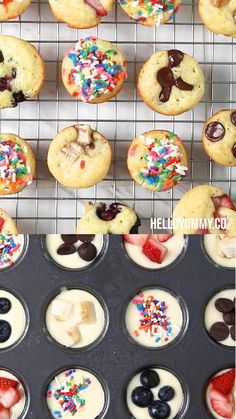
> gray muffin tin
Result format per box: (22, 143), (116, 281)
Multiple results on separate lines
(0, 235), (234, 419)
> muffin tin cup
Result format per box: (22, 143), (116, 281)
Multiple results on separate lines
(41, 234), (109, 272)
(0, 234), (29, 273)
(124, 365), (190, 419)
(0, 286), (29, 353)
(42, 284), (109, 353)
(0, 235), (233, 418)
(200, 236), (235, 271)
(0, 366), (30, 419)
(121, 235), (189, 273)
(123, 285), (189, 352)
(42, 365), (110, 419)
(202, 284), (235, 351)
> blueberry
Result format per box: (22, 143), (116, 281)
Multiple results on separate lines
(131, 386), (154, 408)
(140, 370), (160, 389)
(148, 400), (171, 418)
(0, 298), (11, 314)
(158, 386), (175, 402)
(78, 242), (97, 261)
(0, 320), (11, 343)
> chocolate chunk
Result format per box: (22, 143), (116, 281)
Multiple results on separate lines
(223, 311), (235, 325)
(205, 122), (225, 141)
(174, 77), (194, 91)
(168, 49), (184, 68)
(61, 235), (79, 244)
(232, 143), (236, 159)
(215, 298), (234, 313)
(230, 325), (235, 340)
(0, 50), (4, 63)
(159, 87), (172, 103)
(230, 111), (236, 126)
(0, 76), (12, 92)
(13, 90), (26, 106)
(77, 235), (95, 243)
(12, 68), (17, 79)
(210, 322), (229, 341)
(78, 242), (97, 261)
(97, 202), (121, 221)
(157, 67), (175, 87)
(57, 243), (76, 255)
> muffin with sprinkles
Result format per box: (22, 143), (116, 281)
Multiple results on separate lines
(62, 37), (127, 104)
(0, 134), (35, 195)
(127, 130), (188, 192)
(119, 0), (181, 27)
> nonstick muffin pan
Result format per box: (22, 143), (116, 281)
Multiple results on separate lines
(0, 235), (234, 418)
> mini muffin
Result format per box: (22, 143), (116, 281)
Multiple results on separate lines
(202, 109), (236, 166)
(77, 202), (140, 234)
(0, 0), (31, 21)
(119, 0), (181, 27)
(0, 208), (18, 233)
(173, 185), (236, 234)
(62, 37), (127, 104)
(0, 134), (35, 195)
(199, 0), (236, 38)
(47, 124), (112, 189)
(127, 130), (188, 192)
(138, 49), (205, 116)
(0, 35), (45, 109)
(49, 0), (114, 29)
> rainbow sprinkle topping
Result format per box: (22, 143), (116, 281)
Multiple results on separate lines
(0, 140), (32, 193)
(0, 234), (21, 268)
(119, 0), (178, 25)
(47, 370), (91, 418)
(66, 37), (127, 102)
(135, 132), (188, 191)
(133, 293), (173, 344)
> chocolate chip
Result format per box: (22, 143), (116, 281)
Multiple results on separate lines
(232, 143), (236, 159)
(77, 235), (95, 243)
(223, 311), (235, 326)
(205, 122), (225, 142)
(210, 322), (229, 341)
(13, 90), (26, 106)
(157, 67), (175, 88)
(0, 50), (4, 63)
(215, 298), (234, 313)
(230, 325), (235, 341)
(78, 242), (97, 261)
(174, 77), (194, 91)
(61, 235), (79, 244)
(230, 111), (236, 126)
(0, 76), (12, 92)
(57, 243), (76, 255)
(12, 68), (17, 79)
(159, 87), (172, 103)
(168, 50), (184, 68)
(97, 202), (121, 221)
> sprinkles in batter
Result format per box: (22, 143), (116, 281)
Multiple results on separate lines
(66, 37), (127, 102)
(119, 0), (178, 25)
(138, 132), (188, 191)
(47, 370), (91, 418)
(132, 293), (173, 344)
(0, 234), (21, 267)
(0, 140), (32, 192)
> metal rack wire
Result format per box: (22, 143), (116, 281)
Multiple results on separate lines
(0, 0), (235, 233)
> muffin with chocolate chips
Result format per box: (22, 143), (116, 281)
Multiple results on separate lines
(0, 36), (45, 109)
(199, 0), (236, 38)
(138, 49), (205, 116)
(47, 124), (112, 188)
(202, 109), (236, 166)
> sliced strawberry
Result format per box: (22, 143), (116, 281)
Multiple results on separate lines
(0, 218), (4, 232)
(209, 388), (230, 404)
(123, 234), (149, 247)
(0, 387), (20, 408)
(84, 0), (107, 16)
(211, 398), (233, 418)
(0, 405), (10, 419)
(197, 228), (209, 234)
(142, 238), (167, 264)
(0, 377), (18, 391)
(211, 369), (235, 395)
(212, 195), (235, 211)
(156, 234), (173, 242)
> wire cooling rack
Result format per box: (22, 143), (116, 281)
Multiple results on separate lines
(0, 0), (235, 233)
